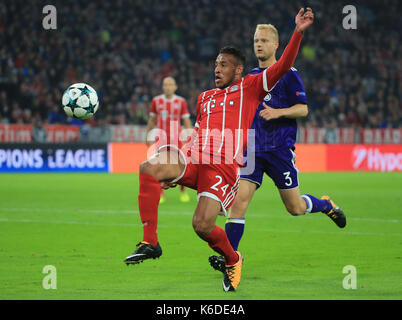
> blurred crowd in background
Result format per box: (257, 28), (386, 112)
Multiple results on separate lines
(0, 0), (400, 129)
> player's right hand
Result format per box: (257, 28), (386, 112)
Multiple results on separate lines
(259, 102), (283, 121)
(295, 7), (314, 33)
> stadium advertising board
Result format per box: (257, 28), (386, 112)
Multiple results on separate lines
(1, 142), (400, 173)
(107, 143), (402, 173)
(111, 125), (148, 142)
(359, 129), (402, 144)
(1, 125), (401, 145)
(0, 124), (33, 142)
(0, 124), (80, 143)
(0, 143), (108, 172)
(44, 125), (80, 142)
(297, 128), (401, 144)
(326, 144), (402, 172)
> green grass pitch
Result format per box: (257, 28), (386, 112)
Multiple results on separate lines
(0, 172), (401, 300)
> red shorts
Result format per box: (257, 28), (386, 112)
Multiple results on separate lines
(174, 161), (240, 216)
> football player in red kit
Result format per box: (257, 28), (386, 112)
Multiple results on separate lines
(146, 76), (192, 203)
(124, 8), (314, 292)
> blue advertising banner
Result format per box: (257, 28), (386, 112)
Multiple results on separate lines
(0, 143), (109, 172)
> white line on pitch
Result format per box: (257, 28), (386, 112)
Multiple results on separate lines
(0, 217), (401, 238)
(0, 207), (400, 224)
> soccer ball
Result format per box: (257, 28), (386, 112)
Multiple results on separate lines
(62, 83), (99, 120)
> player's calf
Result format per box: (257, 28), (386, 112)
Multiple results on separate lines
(279, 189), (308, 216)
(284, 201), (307, 216)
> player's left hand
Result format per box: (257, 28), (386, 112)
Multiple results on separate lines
(295, 7), (314, 33)
(259, 102), (283, 121)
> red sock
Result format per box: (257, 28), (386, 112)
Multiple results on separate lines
(203, 225), (239, 266)
(138, 173), (160, 246)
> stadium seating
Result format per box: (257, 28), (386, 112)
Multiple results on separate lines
(0, 0), (400, 129)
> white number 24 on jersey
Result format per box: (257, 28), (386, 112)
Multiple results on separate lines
(211, 175), (229, 196)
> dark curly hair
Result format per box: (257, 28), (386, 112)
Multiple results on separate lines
(219, 46), (246, 66)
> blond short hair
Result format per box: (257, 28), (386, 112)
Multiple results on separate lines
(255, 24), (279, 42)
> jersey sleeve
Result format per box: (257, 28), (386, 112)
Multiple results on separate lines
(285, 69), (308, 106)
(149, 98), (157, 117)
(180, 99), (190, 119)
(265, 30), (303, 91)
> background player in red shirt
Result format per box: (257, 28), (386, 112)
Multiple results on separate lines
(146, 76), (193, 203)
(124, 8), (314, 292)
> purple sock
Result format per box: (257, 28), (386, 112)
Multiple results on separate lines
(224, 218), (245, 251)
(301, 194), (333, 213)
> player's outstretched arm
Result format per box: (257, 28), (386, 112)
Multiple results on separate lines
(263, 8), (314, 91)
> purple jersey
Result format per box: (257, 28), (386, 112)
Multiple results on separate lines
(248, 67), (307, 152)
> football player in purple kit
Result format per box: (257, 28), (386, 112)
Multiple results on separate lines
(209, 23), (346, 272)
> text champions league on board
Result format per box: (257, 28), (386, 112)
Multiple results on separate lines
(0, 143), (108, 172)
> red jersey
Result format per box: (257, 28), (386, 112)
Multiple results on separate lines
(150, 94), (190, 146)
(190, 72), (269, 165)
(186, 30), (304, 165)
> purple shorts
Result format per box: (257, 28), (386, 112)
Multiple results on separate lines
(240, 147), (299, 189)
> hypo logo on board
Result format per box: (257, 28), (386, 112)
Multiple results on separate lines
(352, 146), (402, 172)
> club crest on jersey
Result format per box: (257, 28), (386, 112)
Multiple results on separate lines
(264, 93), (272, 101)
(230, 85), (239, 92)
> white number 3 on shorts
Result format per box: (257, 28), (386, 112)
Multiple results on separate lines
(283, 171), (292, 186)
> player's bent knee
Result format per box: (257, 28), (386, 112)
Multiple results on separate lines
(139, 161), (156, 176)
(139, 161), (150, 174)
(192, 220), (208, 236)
(192, 217), (214, 238)
(139, 161), (165, 182)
